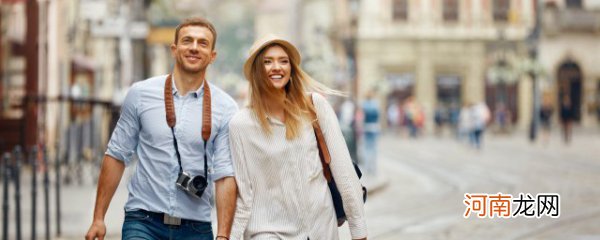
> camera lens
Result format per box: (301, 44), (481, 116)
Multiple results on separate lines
(191, 176), (207, 190)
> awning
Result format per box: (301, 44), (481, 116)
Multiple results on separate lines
(146, 27), (176, 44)
(71, 54), (97, 72)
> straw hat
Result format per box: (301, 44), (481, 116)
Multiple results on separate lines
(243, 34), (301, 81)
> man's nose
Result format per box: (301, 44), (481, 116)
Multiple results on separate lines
(190, 41), (199, 51)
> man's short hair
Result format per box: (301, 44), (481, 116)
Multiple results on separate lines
(174, 17), (217, 50)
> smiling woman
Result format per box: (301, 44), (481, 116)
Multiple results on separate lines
(228, 35), (368, 240)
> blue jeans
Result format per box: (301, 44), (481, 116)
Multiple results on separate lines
(122, 210), (213, 240)
(470, 128), (483, 149)
(362, 131), (378, 174)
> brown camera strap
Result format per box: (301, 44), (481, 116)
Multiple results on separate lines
(309, 94), (333, 182)
(164, 74), (211, 176)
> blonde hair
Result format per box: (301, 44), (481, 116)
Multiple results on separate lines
(247, 43), (342, 140)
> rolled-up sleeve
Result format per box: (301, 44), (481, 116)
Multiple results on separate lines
(105, 84), (141, 165)
(313, 94), (368, 239)
(210, 103), (239, 181)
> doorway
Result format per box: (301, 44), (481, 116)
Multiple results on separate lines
(557, 60), (582, 122)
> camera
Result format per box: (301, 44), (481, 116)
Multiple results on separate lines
(176, 171), (208, 199)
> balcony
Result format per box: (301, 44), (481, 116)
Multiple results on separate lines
(544, 8), (600, 33)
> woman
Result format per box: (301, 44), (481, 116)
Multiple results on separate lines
(229, 35), (367, 240)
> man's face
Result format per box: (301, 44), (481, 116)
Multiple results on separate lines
(170, 26), (217, 74)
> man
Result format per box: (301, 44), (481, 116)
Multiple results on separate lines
(85, 17), (238, 240)
(361, 91), (380, 175)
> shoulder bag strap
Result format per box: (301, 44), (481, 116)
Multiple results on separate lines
(309, 94), (333, 182)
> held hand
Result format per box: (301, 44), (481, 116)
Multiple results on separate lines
(85, 219), (107, 240)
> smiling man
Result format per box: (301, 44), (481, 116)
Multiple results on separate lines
(85, 17), (239, 240)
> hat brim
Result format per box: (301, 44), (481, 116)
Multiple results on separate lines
(243, 36), (301, 81)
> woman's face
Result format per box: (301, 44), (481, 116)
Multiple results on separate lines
(262, 45), (291, 90)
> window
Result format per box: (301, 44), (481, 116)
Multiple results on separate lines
(443, 0), (459, 22)
(566, 0), (583, 9)
(493, 0), (510, 22)
(436, 74), (462, 108)
(393, 0), (408, 21)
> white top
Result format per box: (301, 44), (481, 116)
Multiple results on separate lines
(229, 94), (367, 240)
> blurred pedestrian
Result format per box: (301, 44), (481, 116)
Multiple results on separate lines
(340, 98), (356, 131)
(494, 102), (511, 133)
(403, 96), (421, 138)
(434, 103), (446, 136)
(387, 101), (401, 134)
(560, 95), (575, 144)
(362, 90), (380, 175)
(339, 98), (360, 165)
(469, 102), (490, 149)
(448, 102), (461, 138)
(458, 102), (472, 142)
(85, 17), (238, 240)
(228, 35), (367, 240)
(539, 98), (554, 145)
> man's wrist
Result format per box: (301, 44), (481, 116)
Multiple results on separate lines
(216, 236), (229, 240)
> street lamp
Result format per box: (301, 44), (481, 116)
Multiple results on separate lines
(341, 0), (361, 166)
(347, 0), (360, 100)
(526, 0), (543, 141)
(487, 31), (519, 109)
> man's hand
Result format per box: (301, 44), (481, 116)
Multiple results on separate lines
(85, 155), (125, 240)
(85, 219), (107, 240)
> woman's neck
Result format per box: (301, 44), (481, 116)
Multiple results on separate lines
(173, 67), (205, 96)
(264, 91), (286, 121)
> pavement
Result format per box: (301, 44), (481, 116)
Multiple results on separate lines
(2, 153), (389, 240)
(2, 126), (599, 239)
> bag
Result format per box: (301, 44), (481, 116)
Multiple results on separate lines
(310, 94), (367, 227)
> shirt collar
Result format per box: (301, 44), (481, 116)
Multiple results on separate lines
(171, 77), (206, 98)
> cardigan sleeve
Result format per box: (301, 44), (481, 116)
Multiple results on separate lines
(229, 120), (254, 240)
(312, 94), (368, 239)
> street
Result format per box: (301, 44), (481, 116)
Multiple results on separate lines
(341, 129), (600, 240)
(3, 129), (600, 240)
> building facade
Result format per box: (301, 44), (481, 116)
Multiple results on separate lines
(538, 0), (600, 128)
(356, 0), (536, 130)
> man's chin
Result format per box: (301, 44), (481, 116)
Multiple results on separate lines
(181, 66), (204, 75)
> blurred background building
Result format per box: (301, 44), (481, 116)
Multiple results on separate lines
(1, 1), (600, 239)
(539, 0), (600, 128)
(1, 0), (599, 151)
(357, 0), (536, 131)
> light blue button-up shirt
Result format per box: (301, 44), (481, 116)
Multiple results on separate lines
(106, 74), (238, 222)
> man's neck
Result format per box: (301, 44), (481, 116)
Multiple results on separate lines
(173, 67), (205, 96)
